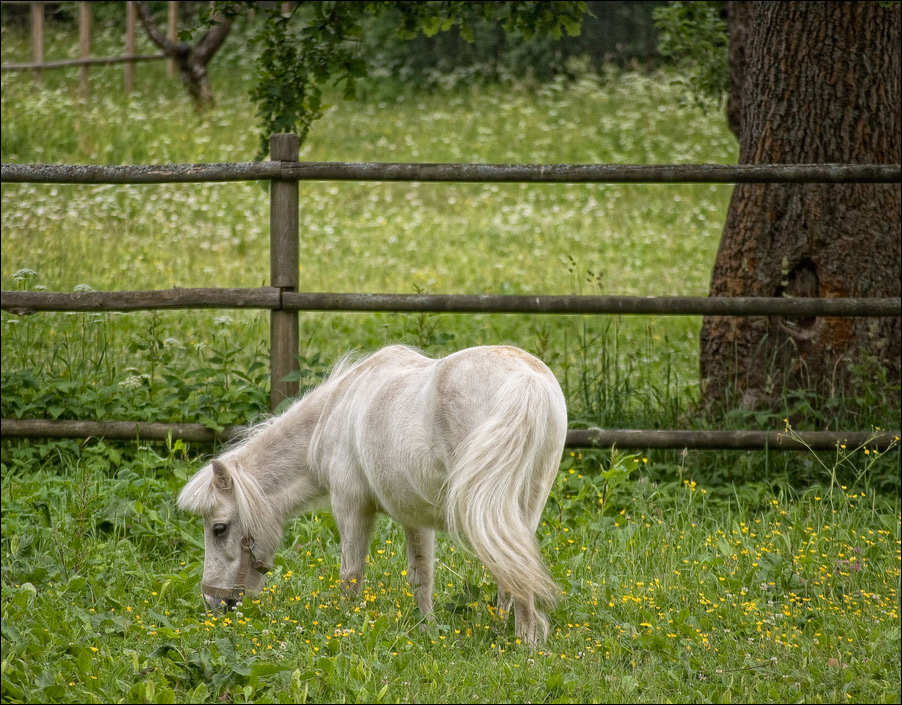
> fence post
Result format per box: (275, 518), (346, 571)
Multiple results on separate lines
(79, 2), (91, 95)
(125, 1), (136, 94)
(269, 134), (300, 409)
(31, 2), (43, 86)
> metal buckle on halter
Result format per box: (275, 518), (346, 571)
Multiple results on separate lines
(238, 537), (269, 583)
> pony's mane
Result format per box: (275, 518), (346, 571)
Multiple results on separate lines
(226, 350), (371, 446)
(224, 413), (278, 448)
(177, 461), (277, 546)
(305, 347), (423, 465)
(322, 346), (422, 387)
(322, 350), (367, 384)
(213, 351), (364, 458)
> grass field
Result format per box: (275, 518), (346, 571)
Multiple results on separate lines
(3, 437), (899, 704)
(2, 18), (900, 704)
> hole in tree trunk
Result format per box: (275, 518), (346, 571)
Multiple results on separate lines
(777, 258), (819, 332)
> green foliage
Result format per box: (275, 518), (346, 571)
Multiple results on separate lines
(0, 292), (271, 431)
(354, 1), (667, 98)
(3, 443), (898, 703)
(1, 33), (743, 444)
(208, 1), (587, 156)
(2, 20), (897, 484)
(653, 1), (728, 106)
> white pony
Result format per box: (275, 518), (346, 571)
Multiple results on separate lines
(178, 344), (567, 644)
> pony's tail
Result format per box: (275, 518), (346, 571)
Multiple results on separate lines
(444, 373), (566, 610)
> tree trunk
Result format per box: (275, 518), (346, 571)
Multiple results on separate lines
(135, 1), (232, 110)
(700, 1), (901, 415)
(724, 1), (753, 138)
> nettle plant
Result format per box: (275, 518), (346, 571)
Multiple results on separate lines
(1, 270), (270, 430)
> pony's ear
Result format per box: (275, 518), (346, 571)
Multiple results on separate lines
(211, 460), (233, 494)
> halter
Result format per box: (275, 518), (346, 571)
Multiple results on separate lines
(202, 535), (270, 606)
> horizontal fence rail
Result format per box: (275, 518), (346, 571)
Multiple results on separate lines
(3, 162), (901, 185)
(0, 53), (166, 71)
(282, 292), (902, 316)
(2, 288), (900, 317)
(1, 161), (280, 184)
(282, 162), (902, 185)
(1, 288), (282, 314)
(568, 429), (899, 451)
(1, 419), (897, 452)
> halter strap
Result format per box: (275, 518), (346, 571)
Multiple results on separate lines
(203, 535), (269, 604)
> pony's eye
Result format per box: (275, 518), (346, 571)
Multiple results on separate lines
(212, 523), (229, 538)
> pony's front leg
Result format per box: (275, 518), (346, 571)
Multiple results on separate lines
(333, 500), (375, 596)
(404, 527), (435, 619)
(496, 586), (514, 622)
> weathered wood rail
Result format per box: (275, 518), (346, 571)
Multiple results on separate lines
(3, 162), (900, 184)
(1, 419), (897, 452)
(2, 288), (898, 317)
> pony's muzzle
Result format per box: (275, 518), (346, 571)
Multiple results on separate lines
(200, 535), (270, 612)
(206, 593), (242, 611)
(202, 584), (245, 612)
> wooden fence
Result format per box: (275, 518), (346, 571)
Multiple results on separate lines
(1, 139), (900, 450)
(0, 1), (172, 93)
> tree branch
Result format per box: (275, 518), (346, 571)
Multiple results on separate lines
(135, 1), (184, 57)
(195, 17), (233, 65)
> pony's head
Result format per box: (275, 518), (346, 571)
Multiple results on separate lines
(178, 459), (280, 610)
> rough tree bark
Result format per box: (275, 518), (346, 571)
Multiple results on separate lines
(135, 1), (232, 110)
(700, 2), (901, 413)
(723, 0), (753, 138)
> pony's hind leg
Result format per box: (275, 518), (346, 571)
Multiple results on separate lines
(512, 451), (558, 645)
(404, 527), (435, 619)
(513, 594), (549, 646)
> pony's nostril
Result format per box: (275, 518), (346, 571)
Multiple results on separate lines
(224, 598), (240, 610)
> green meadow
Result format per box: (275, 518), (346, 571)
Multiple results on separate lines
(2, 18), (899, 704)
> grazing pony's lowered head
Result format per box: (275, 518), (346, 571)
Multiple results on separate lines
(178, 459), (280, 609)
